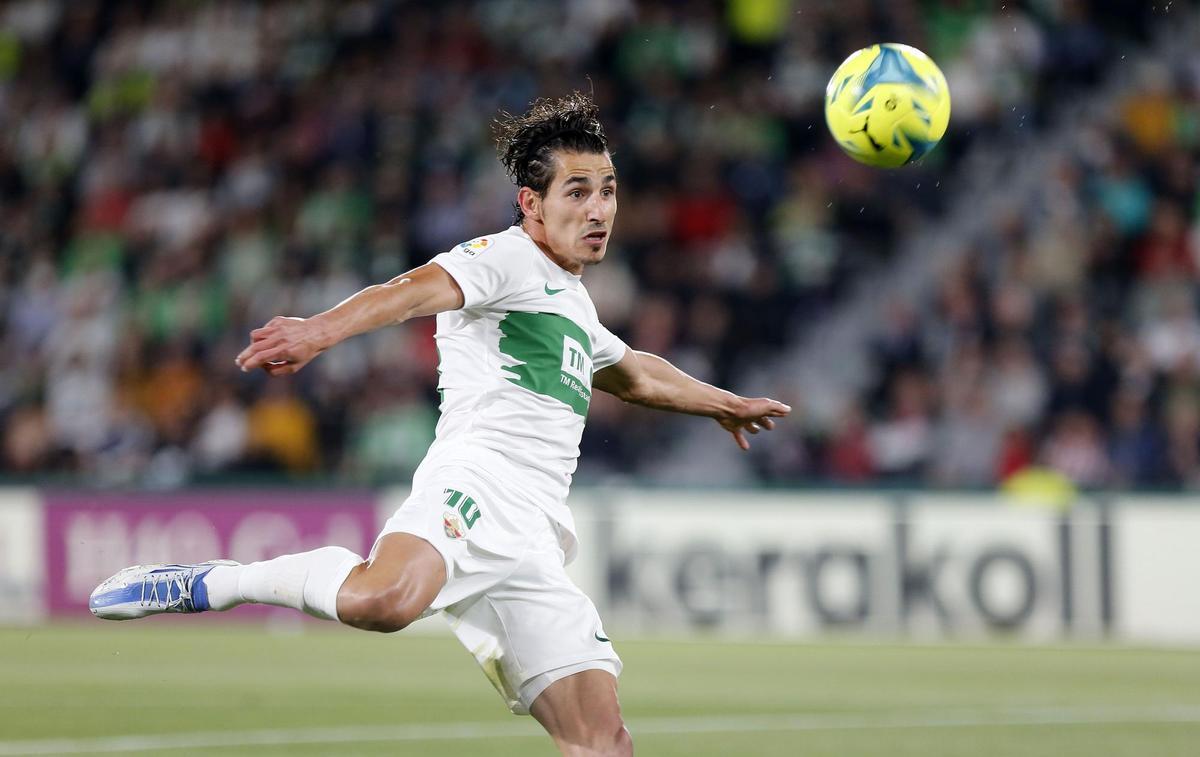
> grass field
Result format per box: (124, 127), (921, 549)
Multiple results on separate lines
(2, 624), (1199, 756)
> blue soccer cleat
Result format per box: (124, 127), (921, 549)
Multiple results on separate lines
(89, 560), (238, 620)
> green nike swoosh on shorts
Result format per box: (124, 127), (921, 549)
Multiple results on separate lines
(595, 633), (610, 643)
(544, 284), (566, 295)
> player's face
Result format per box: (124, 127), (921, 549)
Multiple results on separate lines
(528, 151), (617, 274)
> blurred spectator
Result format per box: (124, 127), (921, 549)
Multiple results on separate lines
(1162, 391), (1200, 489)
(2, 404), (54, 473)
(1107, 388), (1163, 487)
(1134, 200), (1194, 280)
(933, 382), (1004, 487)
(996, 426), (1037, 481)
(867, 370), (932, 480)
(245, 382), (319, 473)
(1139, 285), (1200, 373)
(192, 383), (249, 473)
(987, 336), (1048, 429)
(1042, 411), (1109, 488)
(1045, 340), (1106, 422)
(824, 401), (874, 483)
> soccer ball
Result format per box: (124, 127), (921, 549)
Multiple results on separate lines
(824, 43), (950, 168)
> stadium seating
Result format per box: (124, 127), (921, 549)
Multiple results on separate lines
(0, 0), (1192, 490)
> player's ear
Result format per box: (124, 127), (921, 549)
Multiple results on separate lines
(518, 186), (540, 221)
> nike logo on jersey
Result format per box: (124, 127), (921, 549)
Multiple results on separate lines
(544, 284), (566, 295)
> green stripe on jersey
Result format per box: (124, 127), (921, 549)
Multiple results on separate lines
(497, 311), (593, 416)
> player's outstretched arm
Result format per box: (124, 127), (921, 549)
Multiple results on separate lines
(593, 348), (791, 450)
(236, 262), (464, 376)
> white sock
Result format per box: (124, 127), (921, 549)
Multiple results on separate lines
(202, 547), (362, 620)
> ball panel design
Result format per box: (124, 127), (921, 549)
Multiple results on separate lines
(824, 43), (951, 168)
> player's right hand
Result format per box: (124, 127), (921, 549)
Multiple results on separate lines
(716, 397), (791, 451)
(235, 316), (327, 376)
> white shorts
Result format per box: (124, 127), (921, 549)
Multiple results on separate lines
(374, 464), (621, 715)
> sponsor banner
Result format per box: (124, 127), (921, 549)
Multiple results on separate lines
(1112, 496), (1200, 642)
(588, 491), (1113, 640)
(32, 485), (1200, 642)
(44, 491), (376, 619)
(903, 495), (1108, 639)
(596, 491), (895, 635)
(0, 489), (45, 624)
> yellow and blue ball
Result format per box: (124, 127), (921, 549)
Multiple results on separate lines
(824, 43), (951, 168)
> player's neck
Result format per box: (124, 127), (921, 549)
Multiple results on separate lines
(521, 220), (583, 276)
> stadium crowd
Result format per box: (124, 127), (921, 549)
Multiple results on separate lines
(0, 0), (1190, 489)
(841, 64), (1200, 490)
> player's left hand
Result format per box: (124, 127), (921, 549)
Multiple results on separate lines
(235, 316), (327, 376)
(717, 398), (791, 451)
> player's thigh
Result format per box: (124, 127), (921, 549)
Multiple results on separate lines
(371, 466), (534, 614)
(337, 532), (446, 623)
(530, 669), (630, 755)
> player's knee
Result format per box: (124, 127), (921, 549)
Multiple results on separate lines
(560, 717), (631, 756)
(337, 586), (424, 633)
(608, 722), (633, 756)
(581, 723), (632, 756)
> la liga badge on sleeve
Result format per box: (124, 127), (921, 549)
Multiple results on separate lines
(458, 236), (492, 257)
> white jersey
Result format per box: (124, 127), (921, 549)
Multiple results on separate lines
(420, 225), (628, 562)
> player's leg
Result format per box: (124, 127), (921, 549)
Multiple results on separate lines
(90, 533), (444, 631)
(529, 669), (632, 757)
(204, 546), (363, 619)
(334, 532), (445, 632)
(209, 532), (445, 632)
(443, 509), (626, 753)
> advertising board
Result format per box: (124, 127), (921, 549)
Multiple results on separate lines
(0, 486), (1191, 642)
(42, 491), (377, 619)
(590, 491), (1114, 640)
(0, 489), (44, 623)
(1111, 496), (1200, 642)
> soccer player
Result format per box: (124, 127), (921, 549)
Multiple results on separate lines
(90, 93), (790, 756)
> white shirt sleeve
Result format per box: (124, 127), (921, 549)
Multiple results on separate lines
(592, 323), (629, 371)
(432, 236), (532, 310)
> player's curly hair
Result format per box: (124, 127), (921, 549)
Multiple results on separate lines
(494, 92), (610, 224)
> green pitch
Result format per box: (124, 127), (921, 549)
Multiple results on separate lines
(2, 624), (1199, 756)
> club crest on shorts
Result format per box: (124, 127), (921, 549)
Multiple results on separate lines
(443, 511), (466, 539)
(442, 488), (482, 535)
